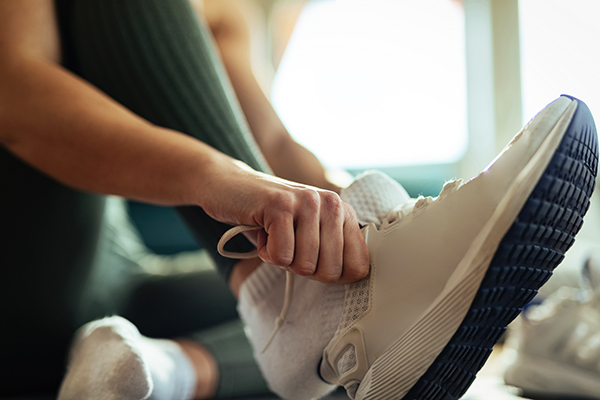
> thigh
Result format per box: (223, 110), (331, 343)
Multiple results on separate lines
(55, 0), (270, 279)
(0, 148), (105, 396)
(80, 198), (239, 339)
(119, 269), (239, 339)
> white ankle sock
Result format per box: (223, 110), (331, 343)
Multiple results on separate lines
(58, 316), (196, 400)
(141, 337), (196, 400)
(237, 170), (410, 400)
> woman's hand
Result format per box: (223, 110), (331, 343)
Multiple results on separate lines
(200, 159), (370, 284)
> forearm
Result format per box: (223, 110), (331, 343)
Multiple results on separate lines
(222, 60), (338, 191)
(0, 0), (370, 284)
(201, 0), (341, 193)
(267, 136), (342, 193)
(0, 54), (230, 207)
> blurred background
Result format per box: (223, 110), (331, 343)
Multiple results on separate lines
(125, 1), (600, 399)
(131, 0), (600, 256)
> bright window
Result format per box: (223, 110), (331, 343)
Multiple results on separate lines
(520, 0), (600, 122)
(272, 0), (468, 170)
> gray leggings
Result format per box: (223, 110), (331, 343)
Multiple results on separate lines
(0, 0), (272, 396)
(58, 0), (272, 279)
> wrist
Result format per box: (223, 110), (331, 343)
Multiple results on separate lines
(191, 147), (256, 210)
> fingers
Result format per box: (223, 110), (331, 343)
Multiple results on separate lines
(337, 204), (370, 284)
(259, 188), (369, 284)
(308, 198), (369, 284)
(210, 167), (368, 281)
(288, 190), (320, 276)
(312, 192), (344, 283)
(257, 207), (294, 266)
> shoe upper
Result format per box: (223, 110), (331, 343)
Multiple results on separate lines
(321, 97), (580, 397)
(217, 95), (593, 400)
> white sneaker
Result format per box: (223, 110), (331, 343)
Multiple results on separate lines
(502, 260), (600, 399)
(319, 95), (599, 400)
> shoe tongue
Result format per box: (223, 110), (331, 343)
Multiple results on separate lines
(341, 170), (410, 226)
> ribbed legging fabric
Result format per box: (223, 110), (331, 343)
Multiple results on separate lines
(0, 0), (274, 396)
(59, 0), (274, 397)
(58, 0), (272, 280)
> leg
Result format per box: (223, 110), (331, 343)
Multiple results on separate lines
(54, 3), (599, 400)
(58, 198), (269, 399)
(120, 269), (271, 399)
(0, 147), (105, 395)
(56, 0), (272, 280)
(60, 268), (269, 400)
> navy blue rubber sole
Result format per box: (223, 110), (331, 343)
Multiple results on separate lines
(402, 97), (599, 400)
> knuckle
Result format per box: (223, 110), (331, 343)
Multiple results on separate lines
(354, 244), (370, 273)
(269, 191), (295, 213)
(261, 240), (293, 267)
(319, 270), (341, 284)
(349, 264), (370, 281)
(343, 202), (359, 221)
(273, 254), (293, 267)
(299, 188), (321, 210)
(317, 261), (342, 283)
(322, 192), (343, 214)
(293, 261), (317, 277)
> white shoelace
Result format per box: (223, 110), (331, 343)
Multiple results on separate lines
(217, 225), (294, 353)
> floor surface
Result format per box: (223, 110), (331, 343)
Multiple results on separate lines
(2, 347), (535, 400)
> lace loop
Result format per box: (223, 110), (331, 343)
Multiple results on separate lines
(217, 225), (262, 259)
(218, 225), (295, 353)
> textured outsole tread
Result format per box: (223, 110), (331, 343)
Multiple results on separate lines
(402, 99), (599, 400)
